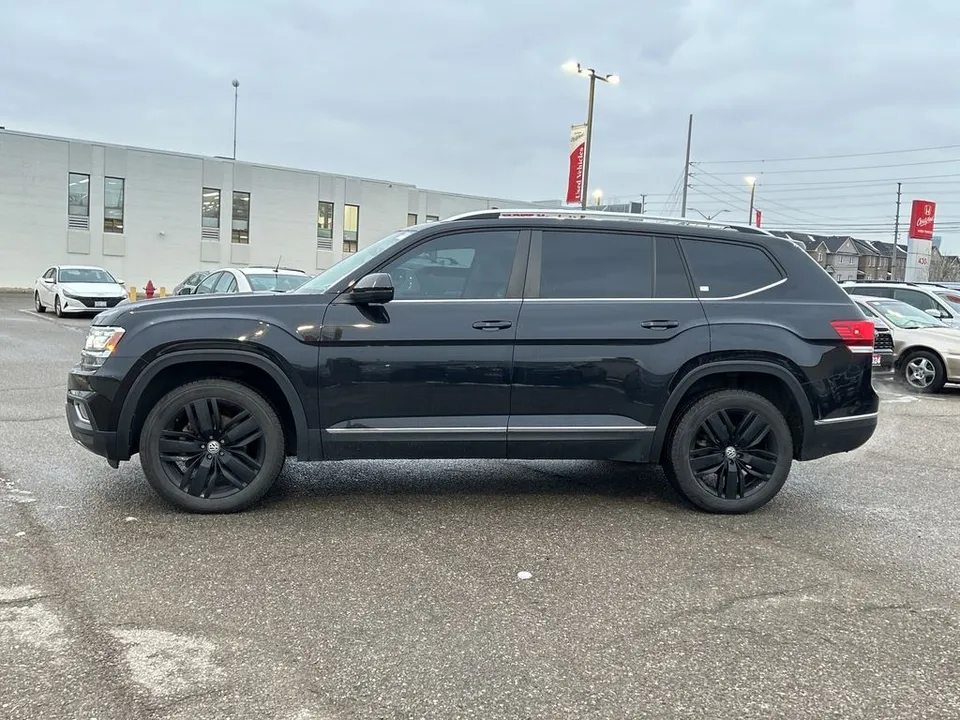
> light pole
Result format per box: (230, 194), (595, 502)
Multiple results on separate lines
(745, 176), (757, 225)
(563, 60), (619, 210)
(690, 208), (729, 221)
(592, 189), (603, 208)
(231, 79), (240, 160)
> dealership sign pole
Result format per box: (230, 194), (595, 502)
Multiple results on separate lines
(566, 123), (587, 206)
(904, 199), (936, 282)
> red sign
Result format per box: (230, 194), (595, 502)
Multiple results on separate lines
(908, 199), (936, 239)
(565, 124), (587, 204)
(754, 209), (762, 227)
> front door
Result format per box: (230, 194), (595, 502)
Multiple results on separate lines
(508, 229), (710, 462)
(319, 228), (530, 460)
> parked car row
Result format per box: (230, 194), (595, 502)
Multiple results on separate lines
(33, 264), (313, 317)
(848, 292), (960, 393)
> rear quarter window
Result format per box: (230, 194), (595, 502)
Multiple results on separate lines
(678, 237), (783, 298)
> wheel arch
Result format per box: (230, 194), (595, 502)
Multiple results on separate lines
(651, 360), (814, 463)
(116, 349), (313, 461)
(895, 344), (945, 370)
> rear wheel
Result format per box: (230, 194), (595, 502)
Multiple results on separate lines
(899, 349), (946, 393)
(34, 292), (45, 313)
(664, 389), (793, 514)
(139, 379), (286, 513)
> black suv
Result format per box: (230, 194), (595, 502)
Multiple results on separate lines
(66, 209), (879, 514)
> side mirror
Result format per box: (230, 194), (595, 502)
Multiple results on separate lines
(346, 273), (394, 305)
(924, 308), (945, 318)
(41, 277), (53, 284)
(178, 287), (193, 295)
(116, 278), (125, 286)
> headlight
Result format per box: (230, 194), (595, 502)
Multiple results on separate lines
(80, 326), (125, 369)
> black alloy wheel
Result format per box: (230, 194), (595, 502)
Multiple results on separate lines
(665, 389), (793, 514)
(140, 379), (285, 513)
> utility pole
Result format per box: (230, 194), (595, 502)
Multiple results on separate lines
(892, 182), (902, 280)
(640, 193), (646, 214)
(680, 113), (693, 218)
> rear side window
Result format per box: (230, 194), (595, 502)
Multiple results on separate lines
(538, 230), (653, 298)
(679, 238), (782, 298)
(855, 286), (894, 298)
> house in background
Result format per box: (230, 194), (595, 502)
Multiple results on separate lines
(850, 237), (886, 280)
(871, 242), (907, 280)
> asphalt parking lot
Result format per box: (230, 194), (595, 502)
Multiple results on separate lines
(2, 293), (959, 720)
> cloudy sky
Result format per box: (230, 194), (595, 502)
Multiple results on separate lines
(4, 0), (960, 251)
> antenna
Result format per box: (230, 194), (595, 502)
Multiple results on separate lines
(274, 256), (282, 272)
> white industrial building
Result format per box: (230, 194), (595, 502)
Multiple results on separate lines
(0, 129), (541, 290)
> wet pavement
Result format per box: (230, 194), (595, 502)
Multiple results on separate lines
(1, 292), (959, 720)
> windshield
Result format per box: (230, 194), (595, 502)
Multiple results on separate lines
(934, 290), (960, 313)
(294, 228), (417, 294)
(58, 268), (116, 284)
(867, 299), (946, 329)
(245, 272), (309, 292)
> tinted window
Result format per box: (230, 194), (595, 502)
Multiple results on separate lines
(894, 288), (942, 313)
(380, 230), (519, 300)
(679, 238), (782, 298)
(655, 237), (692, 298)
(853, 286), (893, 298)
(538, 230), (652, 299)
(195, 272), (222, 294)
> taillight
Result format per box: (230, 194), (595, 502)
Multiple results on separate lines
(831, 319), (875, 353)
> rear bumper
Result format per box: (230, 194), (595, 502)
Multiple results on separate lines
(799, 411), (878, 461)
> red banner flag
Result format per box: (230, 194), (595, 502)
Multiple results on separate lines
(565, 124), (587, 205)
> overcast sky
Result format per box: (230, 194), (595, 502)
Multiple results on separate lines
(4, 0), (960, 251)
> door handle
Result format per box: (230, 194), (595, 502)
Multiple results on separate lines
(472, 320), (512, 331)
(641, 320), (679, 330)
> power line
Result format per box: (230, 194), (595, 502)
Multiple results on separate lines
(694, 143), (960, 164)
(693, 158), (960, 176)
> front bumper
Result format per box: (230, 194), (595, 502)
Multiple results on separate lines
(873, 350), (895, 375)
(61, 295), (125, 313)
(66, 390), (121, 466)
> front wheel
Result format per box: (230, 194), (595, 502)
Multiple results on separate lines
(35, 292), (45, 313)
(54, 295), (63, 317)
(664, 389), (794, 514)
(899, 350), (946, 393)
(139, 379), (286, 513)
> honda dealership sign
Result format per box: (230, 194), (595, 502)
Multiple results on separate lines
(905, 200), (936, 282)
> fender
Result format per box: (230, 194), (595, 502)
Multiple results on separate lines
(649, 360), (814, 460)
(115, 348), (314, 460)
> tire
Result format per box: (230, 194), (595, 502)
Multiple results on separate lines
(664, 389), (794, 514)
(34, 292), (45, 313)
(139, 379), (286, 513)
(899, 349), (946, 394)
(54, 295), (63, 317)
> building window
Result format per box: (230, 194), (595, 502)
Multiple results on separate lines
(68, 173), (90, 230)
(317, 201), (334, 250)
(232, 191), (250, 244)
(426, 214), (440, 223)
(407, 213), (418, 226)
(202, 188), (221, 228)
(103, 177), (125, 234)
(343, 203), (359, 254)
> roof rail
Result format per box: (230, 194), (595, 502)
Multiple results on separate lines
(443, 207), (779, 237)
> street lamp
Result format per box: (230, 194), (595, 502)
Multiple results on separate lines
(231, 79), (240, 159)
(592, 188), (603, 207)
(745, 176), (757, 225)
(690, 208), (729, 221)
(563, 60), (619, 210)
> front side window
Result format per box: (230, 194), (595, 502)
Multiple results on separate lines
(538, 230), (653, 299)
(232, 191), (250, 244)
(104, 177), (125, 234)
(343, 204), (360, 254)
(893, 288), (941, 313)
(202, 188), (221, 229)
(380, 230), (520, 300)
(68, 173), (90, 218)
(934, 290), (960, 313)
(214, 272), (236, 293)
(679, 238), (782, 298)
(195, 272), (223, 294)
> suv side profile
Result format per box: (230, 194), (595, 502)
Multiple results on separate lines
(66, 209), (879, 515)
(842, 281), (960, 328)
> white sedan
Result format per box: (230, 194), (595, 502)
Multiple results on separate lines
(191, 266), (310, 295)
(34, 265), (127, 316)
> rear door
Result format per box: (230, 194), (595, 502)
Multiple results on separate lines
(507, 228), (709, 462)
